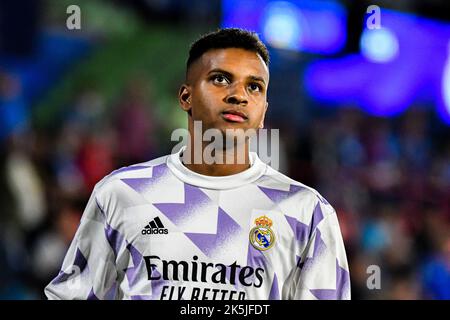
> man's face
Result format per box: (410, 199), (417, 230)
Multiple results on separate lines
(180, 48), (269, 135)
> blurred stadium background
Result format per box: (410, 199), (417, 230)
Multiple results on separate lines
(0, 0), (449, 299)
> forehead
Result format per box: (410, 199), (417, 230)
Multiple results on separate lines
(188, 48), (269, 83)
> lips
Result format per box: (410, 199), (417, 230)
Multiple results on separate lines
(221, 110), (248, 123)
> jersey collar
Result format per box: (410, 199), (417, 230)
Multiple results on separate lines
(166, 146), (267, 190)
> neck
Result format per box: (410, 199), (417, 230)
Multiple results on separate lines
(182, 140), (251, 177)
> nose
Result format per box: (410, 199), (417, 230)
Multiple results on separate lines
(224, 83), (248, 106)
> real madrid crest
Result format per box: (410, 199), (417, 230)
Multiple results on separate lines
(249, 215), (276, 251)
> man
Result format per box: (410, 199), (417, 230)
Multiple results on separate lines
(45, 28), (350, 300)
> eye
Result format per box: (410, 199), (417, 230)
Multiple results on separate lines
(249, 83), (262, 92)
(212, 74), (229, 85)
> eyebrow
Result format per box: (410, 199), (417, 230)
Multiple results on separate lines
(249, 75), (266, 85)
(207, 68), (266, 85)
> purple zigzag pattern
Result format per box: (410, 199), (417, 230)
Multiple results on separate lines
(120, 163), (168, 193)
(105, 223), (124, 258)
(87, 288), (99, 300)
(286, 202), (326, 264)
(295, 229), (350, 299)
(184, 207), (241, 258)
(244, 241), (270, 293)
(246, 242), (267, 271)
(104, 224), (149, 293)
(296, 214), (329, 290)
(298, 229), (327, 270)
(259, 184), (326, 243)
(153, 183), (212, 226)
(268, 273), (280, 300)
(126, 246), (167, 299)
(258, 184), (304, 204)
(309, 202), (325, 235)
(151, 184), (245, 290)
(125, 242), (144, 288)
(285, 215), (310, 246)
(310, 259), (350, 300)
(51, 248), (88, 285)
(105, 283), (117, 300)
(149, 267), (166, 299)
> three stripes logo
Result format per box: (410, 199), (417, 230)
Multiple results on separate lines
(141, 217), (168, 235)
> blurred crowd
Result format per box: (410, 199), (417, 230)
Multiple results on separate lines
(1, 67), (448, 299)
(0, 73), (163, 299)
(283, 106), (450, 299)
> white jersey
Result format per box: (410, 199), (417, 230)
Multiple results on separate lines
(45, 148), (350, 300)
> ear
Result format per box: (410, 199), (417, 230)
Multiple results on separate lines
(259, 102), (269, 129)
(179, 84), (192, 113)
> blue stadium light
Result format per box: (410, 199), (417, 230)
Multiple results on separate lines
(360, 27), (399, 63)
(262, 2), (303, 50)
(440, 41), (450, 124)
(222, 0), (347, 54)
(305, 9), (450, 124)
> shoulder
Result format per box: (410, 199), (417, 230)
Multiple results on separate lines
(91, 154), (169, 213)
(256, 165), (335, 222)
(95, 155), (168, 190)
(259, 165), (331, 205)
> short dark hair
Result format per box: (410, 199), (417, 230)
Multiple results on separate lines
(186, 28), (270, 72)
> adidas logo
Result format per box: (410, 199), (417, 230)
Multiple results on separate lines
(141, 217), (168, 235)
